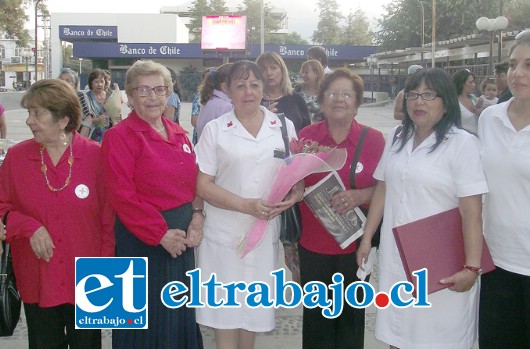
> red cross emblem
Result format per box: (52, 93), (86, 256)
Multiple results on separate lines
(271, 120), (277, 125)
(227, 121), (233, 127)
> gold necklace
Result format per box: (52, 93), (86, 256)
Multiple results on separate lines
(40, 141), (74, 192)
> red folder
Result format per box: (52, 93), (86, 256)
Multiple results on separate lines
(392, 208), (495, 295)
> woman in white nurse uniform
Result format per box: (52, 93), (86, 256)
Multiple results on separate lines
(195, 60), (303, 349)
(357, 68), (488, 349)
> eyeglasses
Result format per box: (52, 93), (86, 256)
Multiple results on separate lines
(133, 85), (169, 97)
(404, 91), (439, 101)
(324, 90), (355, 100)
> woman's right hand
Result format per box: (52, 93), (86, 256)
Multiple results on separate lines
(265, 101), (278, 114)
(30, 226), (55, 262)
(244, 198), (275, 220)
(356, 239), (372, 270)
(160, 229), (188, 258)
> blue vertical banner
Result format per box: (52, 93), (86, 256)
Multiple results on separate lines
(75, 257), (148, 329)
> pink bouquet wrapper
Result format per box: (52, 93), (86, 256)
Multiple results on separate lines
(237, 147), (347, 257)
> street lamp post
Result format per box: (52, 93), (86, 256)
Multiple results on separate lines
(79, 58), (83, 75)
(476, 16), (508, 75)
(20, 49), (33, 89)
(35, 0), (43, 82)
(416, 1), (425, 66)
(367, 56), (378, 102)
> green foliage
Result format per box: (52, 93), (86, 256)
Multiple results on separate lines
(311, 0), (343, 44)
(282, 32), (309, 45)
(238, 0), (279, 45)
(341, 9), (373, 45)
(209, 0), (228, 14)
(179, 65), (202, 101)
(0, 0), (30, 46)
(188, 0), (211, 44)
(375, 0), (530, 52)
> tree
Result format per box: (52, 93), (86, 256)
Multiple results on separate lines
(374, 0), (529, 52)
(209, 0), (228, 14)
(341, 9), (372, 45)
(237, 0), (279, 45)
(312, 0), (343, 45)
(282, 32), (309, 45)
(188, 0), (210, 43)
(0, 0), (30, 46)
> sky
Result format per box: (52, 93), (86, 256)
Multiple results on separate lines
(45, 0), (393, 43)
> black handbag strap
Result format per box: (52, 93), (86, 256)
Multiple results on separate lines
(278, 113), (290, 157)
(349, 126), (369, 189)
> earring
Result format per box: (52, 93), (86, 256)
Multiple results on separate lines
(60, 131), (67, 146)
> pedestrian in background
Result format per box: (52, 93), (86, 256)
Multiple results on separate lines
(195, 63), (233, 140)
(453, 69), (483, 135)
(307, 46), (332, 75)
(494, 61), (512, 103)
(57, 68), (79, 90)
(256, 51), (310, 132)
(164, 67), (183, 124)
(295, 59), (324, 123)
(393, 64), (423, 121)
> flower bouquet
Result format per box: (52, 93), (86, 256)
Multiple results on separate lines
(237, 138), (347, 257)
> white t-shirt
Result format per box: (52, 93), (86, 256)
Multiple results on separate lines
(459, 101), (478, 135)
(478, 99), (530, 276)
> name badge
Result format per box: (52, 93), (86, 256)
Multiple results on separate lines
(274, 149), (286, 159)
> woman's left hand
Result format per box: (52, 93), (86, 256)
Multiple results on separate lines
(186, 213), (204, 248)
(331, 189), (367, 215)
(440, 269), (478, 292)
(269, 182), (305, 218)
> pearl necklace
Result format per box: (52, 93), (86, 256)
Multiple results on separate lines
(155, 125), (165, 133)
(263, 93), (284, 101)
(40, 141), (74, 192)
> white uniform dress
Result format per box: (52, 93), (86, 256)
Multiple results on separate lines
(195, 107), (297, 331)
(373, 125), (488, 349)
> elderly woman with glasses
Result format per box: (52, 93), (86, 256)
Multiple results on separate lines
(101, 60), (204, 349)
(297, 68), (385, 349)
(357, 68), (488, 349)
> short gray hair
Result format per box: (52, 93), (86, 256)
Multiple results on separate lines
(125, 60), (173, 97)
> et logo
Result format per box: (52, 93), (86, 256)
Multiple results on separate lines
(75, 257), (148, 329)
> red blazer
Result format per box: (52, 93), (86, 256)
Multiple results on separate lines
(0, 133), (115, 307)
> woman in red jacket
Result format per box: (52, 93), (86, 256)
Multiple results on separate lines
(0, 79), (115, 348)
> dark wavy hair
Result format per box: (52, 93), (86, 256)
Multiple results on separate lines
(398, 68), (461, 153)
(452, 69), (475, 96)
(226, 60), (264, 87)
